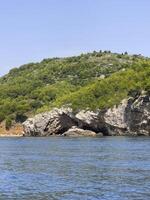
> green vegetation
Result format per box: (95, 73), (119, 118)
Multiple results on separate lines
(0, 51), (150, 123)
(5, 117), (12, 130)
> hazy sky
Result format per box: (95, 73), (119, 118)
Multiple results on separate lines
(0, 0), (149, 76)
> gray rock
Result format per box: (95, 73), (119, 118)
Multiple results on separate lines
(104, 94), (150, 136)
(96, 132), (104, 137)
(23, 93), (150, 137)
(76, 110), (106, 133)
(104, 99), (128, 135)
(23, 107), (78, 136)
(125, 95), (150, 136)
(63, 127), (97, 137)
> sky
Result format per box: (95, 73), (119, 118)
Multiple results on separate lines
(0, 0), (150, 76)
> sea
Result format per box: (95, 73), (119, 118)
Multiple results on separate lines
(0, 136), (149, 200)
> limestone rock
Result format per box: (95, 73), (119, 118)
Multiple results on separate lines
(76, 110), (106, 133)
(104, 99), (128, 135)
(63, 127), (97, 137)
(23, 107), (78, 136)
(104, 94), (150, 136)
(125, 95), (150, 136)
(23, 93), (150, 137)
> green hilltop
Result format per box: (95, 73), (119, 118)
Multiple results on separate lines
(0, 50), (150, 127)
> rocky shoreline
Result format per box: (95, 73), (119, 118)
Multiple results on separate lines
(22, 93), (150, 137)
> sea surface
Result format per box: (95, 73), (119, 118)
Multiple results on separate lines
(0, 136), (150, 200)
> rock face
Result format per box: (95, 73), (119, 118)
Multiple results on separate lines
(23, 108), (78, 136)
(23, 93), (150, 136)
(104, 99), (128, 136)
(76, 110), (106, 133)
(63, 127), (97, 137)
(104, 94), (150, 136)
(23, 107), (106, 137)
(125, 95), (150, 135)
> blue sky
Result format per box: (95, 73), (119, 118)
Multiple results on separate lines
(0, 0), (149, 76)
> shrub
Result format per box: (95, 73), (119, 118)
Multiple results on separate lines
(0, 112), (5, 122)
(5, 117), (12, 130)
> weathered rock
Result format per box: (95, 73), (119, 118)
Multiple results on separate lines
(63, 127), (97, 137)
(96, 132), (104, 137)
(23, 107), (78, 136)
(104, 94), (150, 136)
(76, 110), (106, 133)
(23, 93), (150, 137)
(125, 95), (150, 136)
(104, 99), (128, 135)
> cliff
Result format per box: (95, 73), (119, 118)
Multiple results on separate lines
(23, 93), (150, 137)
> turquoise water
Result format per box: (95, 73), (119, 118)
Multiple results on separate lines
(0, 137), (150, 200)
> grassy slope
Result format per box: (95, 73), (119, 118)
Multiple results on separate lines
(0, 51), (149, 125)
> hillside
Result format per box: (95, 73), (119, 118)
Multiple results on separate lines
(0, 51), (150, 129)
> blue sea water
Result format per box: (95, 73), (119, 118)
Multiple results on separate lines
(0, 136), (150, 200)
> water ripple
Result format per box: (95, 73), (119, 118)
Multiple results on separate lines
(0, 136), (149, 200)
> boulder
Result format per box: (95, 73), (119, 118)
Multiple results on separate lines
(23, 107), (78, 136)
(62, 127), (97, 137)
(23, 108), (106, 137)
(75, 110), (106, 133)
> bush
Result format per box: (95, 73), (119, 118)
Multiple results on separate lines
(5, 117), (12, 130)
(0, 112), (5, 122)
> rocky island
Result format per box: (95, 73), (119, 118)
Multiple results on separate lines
(0, 51), (150, 137)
